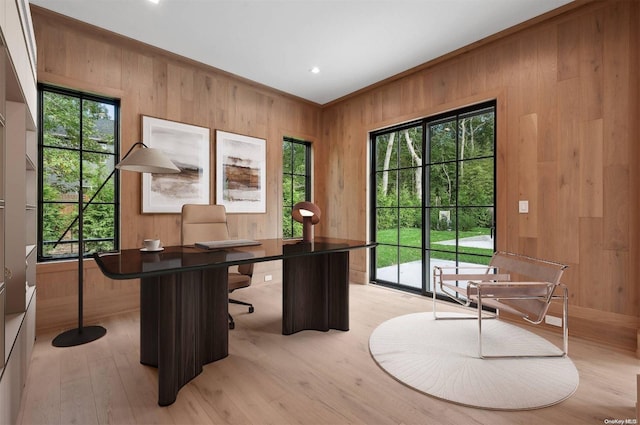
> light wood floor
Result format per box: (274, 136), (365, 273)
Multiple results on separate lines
(18, 281), (639, 425)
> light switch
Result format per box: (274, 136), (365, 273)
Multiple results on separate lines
(518, 200), (529, 214)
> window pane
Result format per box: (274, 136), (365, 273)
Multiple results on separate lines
(292, 175), (306, 204)
(399, 127), (422, 168)
(84, 203), (117, 254)
(376, 208), (398, 244)
(429, 209), (457, 254)
(283, 209), (293, 238)
(458, 158), (493, 206)
(43, 148), (80, 201)
(429, 162), (456, 207)
(41, 203), (78, 257)
(282, 141), (292, 174)
(377, 170), (397, 207)
(375, 132), (398, 171)
(83, 153), (116, 202)
(292, 143), (306, 174)
(83, 100), (116, 154)
(282, 175), (293, 207)
(42, 92), (80, 149)
(399, 247), (421, 288)
(457, 207), (494, 257)
(399, 217), (421, 248)
(398, 168), (420, 207)
(459, 109), (494, 160)
(429, 119), (456, 163)
(376, 244), (398, 283)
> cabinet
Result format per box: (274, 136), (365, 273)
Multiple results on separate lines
(0, 0), (37, 423)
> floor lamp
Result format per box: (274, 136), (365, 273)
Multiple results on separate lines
(52, 142), (180, 347)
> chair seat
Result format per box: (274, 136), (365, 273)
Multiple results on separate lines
(228, 272), (251, 290)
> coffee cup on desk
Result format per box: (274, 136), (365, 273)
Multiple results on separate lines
(143, 239), (161, 250)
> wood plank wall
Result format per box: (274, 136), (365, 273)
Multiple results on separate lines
(317, 0), (640, 352)
(31, 6), (320, 333)
(32, 2), (640, 352)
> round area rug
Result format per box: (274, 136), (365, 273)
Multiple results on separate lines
(369, 312), (579, 410)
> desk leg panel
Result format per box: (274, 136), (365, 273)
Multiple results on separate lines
(283, 251), (349, 334)
(145, 269), (229, 406)
(140, 277), (160, 367)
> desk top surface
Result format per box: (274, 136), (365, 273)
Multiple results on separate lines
(94, 237), (375, 279)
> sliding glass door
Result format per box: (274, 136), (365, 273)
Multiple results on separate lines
(371, 101), (496, 297)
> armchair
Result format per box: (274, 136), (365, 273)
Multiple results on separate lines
(433, 251), (569, 358)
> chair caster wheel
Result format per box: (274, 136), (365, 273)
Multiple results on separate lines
(229, 322), (235, 330)
(249, 306), (254, 313)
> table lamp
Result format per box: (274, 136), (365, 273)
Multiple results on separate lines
(291, 201), (321, 242)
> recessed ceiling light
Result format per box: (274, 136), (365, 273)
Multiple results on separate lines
(148, 0), (159, 4)
(310, 67), (320, 74)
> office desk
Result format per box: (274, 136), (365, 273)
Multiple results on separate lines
(94, 237), (374, 406)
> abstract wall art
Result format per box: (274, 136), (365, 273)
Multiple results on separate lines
(141, 116), (210, 213)
(215, 130), (266, 213)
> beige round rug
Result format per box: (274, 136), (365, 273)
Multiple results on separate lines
(369, 312), (579, 410)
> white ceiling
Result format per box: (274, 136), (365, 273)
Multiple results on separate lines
(30, 0), (573, 105)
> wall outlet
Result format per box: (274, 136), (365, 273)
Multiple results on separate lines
(545, 315), (562, 327)
(518, 200), (529, 214)
(264, 274), (273, 282)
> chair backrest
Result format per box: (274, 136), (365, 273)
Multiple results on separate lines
(490, 251), (567, 285)
(181, 204), (253, 277)
(181, 204), (229, 245)
(488, 251), (568, 323)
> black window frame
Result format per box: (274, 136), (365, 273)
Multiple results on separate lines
(282, 137), (311, 239)
(37, 84), (121, 262)
(369, 100), (497, 297)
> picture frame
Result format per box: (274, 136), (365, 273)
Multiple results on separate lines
(141, 116), (210, 213)
(216, 130), (266, 213)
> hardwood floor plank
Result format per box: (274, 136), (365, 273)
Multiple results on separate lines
(18, 282), (640, 425)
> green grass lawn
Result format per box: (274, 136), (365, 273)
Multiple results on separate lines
(375, 227), (493, 268)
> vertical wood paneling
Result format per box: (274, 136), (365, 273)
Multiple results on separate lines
(319, 1), (639, 351)
(32, 7), (321, 332)
(517, 113), (537, 238)
(31, 2), (639, 351)
(579, 119), (603, 218)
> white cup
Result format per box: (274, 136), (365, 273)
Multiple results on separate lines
(143, 239), (161, 250)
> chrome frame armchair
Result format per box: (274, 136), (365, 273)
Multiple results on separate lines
(433, 251), (569, 359)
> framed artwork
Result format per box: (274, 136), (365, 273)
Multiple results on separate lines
(216, 130), (266, 213)
(142, 116), (210, 213)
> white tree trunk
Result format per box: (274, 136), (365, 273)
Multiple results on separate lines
(403, 130), (422, 201)
(381, 132), (395, 196)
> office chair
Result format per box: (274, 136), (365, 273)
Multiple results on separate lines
(181, 204), (254, 329)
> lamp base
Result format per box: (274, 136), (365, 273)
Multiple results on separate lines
(52, 325), (107, 347)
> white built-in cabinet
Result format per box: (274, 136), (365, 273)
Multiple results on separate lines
(0, 0), (37, 423)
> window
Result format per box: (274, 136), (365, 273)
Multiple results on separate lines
(282, 137), (311, 238)
(370, 101), (496, 296)
(38, 85), (120, 261)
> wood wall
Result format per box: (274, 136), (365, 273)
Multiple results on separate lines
(32, 1), (640, 352)
(32, 6), (320, 333)
(317, 0), (640, 351)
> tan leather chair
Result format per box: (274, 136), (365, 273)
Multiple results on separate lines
(181, 204), (254, 329)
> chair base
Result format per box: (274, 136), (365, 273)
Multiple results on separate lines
(228, 298), (254, 329)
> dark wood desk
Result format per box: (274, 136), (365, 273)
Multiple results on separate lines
(94, 237), (374, 406)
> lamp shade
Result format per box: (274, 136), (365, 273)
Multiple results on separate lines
(292, 201), (321, 242)
(292, 201), (321, 224)
(116, 144), (180, 174)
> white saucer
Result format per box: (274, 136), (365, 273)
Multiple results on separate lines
(140, 247), (164, 252)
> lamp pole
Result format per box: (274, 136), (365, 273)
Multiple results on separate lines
(52, 142), (179, 347)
